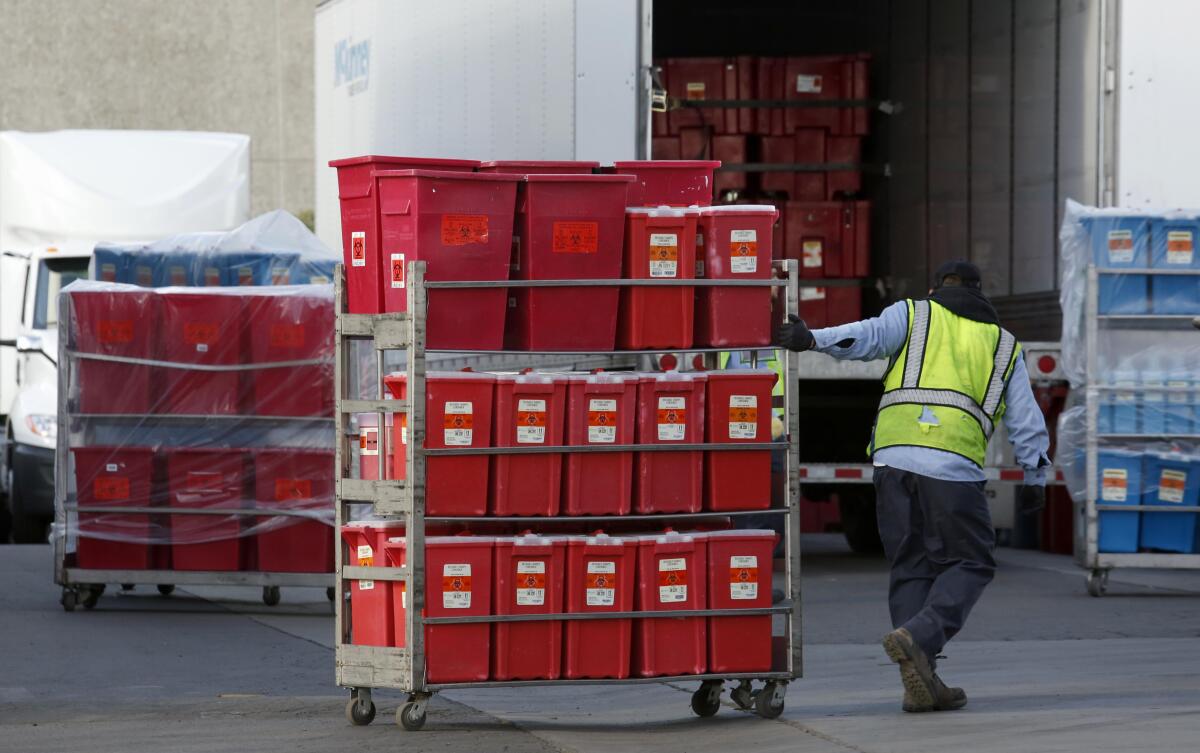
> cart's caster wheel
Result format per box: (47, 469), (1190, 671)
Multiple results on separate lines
(157, 584), (175, 597)
(327, 586), (335, 602)
(1087, 569), (1109, 598)
(121, 583), (135, 591)
(345, 697), (376, 726)
(397, 701), (427, 731)
(61, 588), (78, 612)
(81, 585), (104, 610)
(262, 586), (281, 606)
(690, 680), (722, 717)
(730, 681), (755, 711)
(755, 681), (786, 719)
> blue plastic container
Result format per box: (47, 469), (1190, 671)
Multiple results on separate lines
(1165, 373), (1195, 436)
(1139, 453), (1200, 553)
(1140, 372), (1167, 435)
(222, 252), (275, 286)
(1096, 449), (1142, 553)
(1110, 371), (1139, 435)
(293, 257), (337, 285)
(92, 246), (129, 283)
(151, 250), (198, 287)
(1084, 215), (1150, 314)
(1149, 218), (1200, 314)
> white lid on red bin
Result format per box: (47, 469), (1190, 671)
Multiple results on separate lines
(573, 532), (629, 546)
(567, 371), (640, 385)
(703, 528), (777, 539)
(504, 532), (556, 547)
(625, 205), (703, 217)
(641, 369), (708, 383)
(636, 529), (707, 544)
(699, 204), (778, 215)
(492, 371), (569, 384)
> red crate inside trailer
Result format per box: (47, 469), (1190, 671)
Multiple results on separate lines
(784, 200), (870, 278)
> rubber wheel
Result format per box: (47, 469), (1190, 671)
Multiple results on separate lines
(690, 682), (722, 718)
(262, 586), (281, 606)
(755, 682), (785, 719)
(1087, 570), (1108, 598)
(730, 684), (755, 711)
(837, 488), (884, 554)
(345, 697), (376, 726)
(157, 584), (175, 596)
(61, 589), (77, 612)
(81, 585), (104, 610)
(327, 586), (336, 602)
(397, 701), (427, 731)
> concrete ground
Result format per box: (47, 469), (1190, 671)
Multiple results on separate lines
(3, 535), (1200, 752)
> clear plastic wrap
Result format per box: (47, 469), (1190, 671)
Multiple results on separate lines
(54, 281), (336, 574)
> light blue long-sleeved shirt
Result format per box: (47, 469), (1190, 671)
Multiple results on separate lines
(812, 300), (1052, 485)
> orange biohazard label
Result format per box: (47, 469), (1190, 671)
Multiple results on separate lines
(269, 324), (305, 349)
(350, 232), (367, 267)
(443, 413), (474, 430)
(270, 266), (290, 285)
(729, 229), (758, 274)
(648, 233), (679, 278)
(1101, 468), (1128, 502)
(441, 214), (489, 246)
(98, 320), (134, 344)
(100, 263), (117, 282)
(275, 478), (313, 501)
(516, 398), (547, 444)
(802, 239), (823, 268)
(169, 265), (188, 286)
(204, 267), (221, 286)
(184, 322), (218, 345)
(656, 396), (687, 441)
(552, 222), (599, 254)
(94, 476), (130, 501)
(442, 563), (473, 608)
(729, 555), (759, 600)
(1159, 469), (1187, 504)
(1167, 230), (1194, 265)
(587, 398), (618, 444)
(390, 253), (406, 289)
(658, 557), (688, 602)
(586, 560), (617, 606)
(443, 402), (474, 446)
(135, 265), (154, 287)
(1107, 229), (1134, 263)
(237, 267), (254, 286)
(728, 395), (758, 439)
(515, 560), (547, 606)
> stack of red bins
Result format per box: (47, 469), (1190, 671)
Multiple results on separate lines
(563, 372), (639, 516)
(245, 292), (334, 417)
(252, 449), (334, 573)
(634, 529), (709, 677)
(156, 291), (244, 415)
(694, 204), (778, 348)
(634, 371), (707, 514)
(71, 447), (156, 570)
(619, 206), (701, 350)
(705, 529), (777, 673)
(165, 448), (247, 571)
(491, 372), (568, 516)
(564, 532), (639, 679)
(492, 533), (567, 681)
(341, 520), (407, 646)
(704, 370), (778, 511)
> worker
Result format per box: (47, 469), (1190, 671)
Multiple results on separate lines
(776, 260), (1050, 713)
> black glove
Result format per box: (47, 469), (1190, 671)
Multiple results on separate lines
(1017, 485), (1045, 516)
(775, 314), (815, 352)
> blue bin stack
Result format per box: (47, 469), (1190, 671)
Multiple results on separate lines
(1096, 449), (1143, 553)
(1084, 215), (1150, 314)
(1149, 217), (1200, 315)
(1140, 453), (1200, 553)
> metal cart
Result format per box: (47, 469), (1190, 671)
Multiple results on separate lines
(332, 261), (804, 730)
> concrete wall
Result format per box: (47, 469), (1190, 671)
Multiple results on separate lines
(0, 0), (314, 220)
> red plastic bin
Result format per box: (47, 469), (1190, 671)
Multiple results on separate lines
(492, 533), (567, 681)
(374, 169), (520, 349)
(563, 372), (639, 516)
(785, 200), (871, 278)
(619, 207), (699, 350)
(330, 155), (479, 314)
(706, 529), (776, 673)
(634, 371), (707, 514)
(784, 54), (871, 136)
(611, 160), (721, 207)
(694, 205), (777, 348)
(704, 369), (778, 511)
(504, 174), (633, 351)
(245, 292), (333, 417)
(157, 291), (244, 415)
(564, 533), (638, 679)
(341, 520), (406, 647)
(252, 449), (333, 573)
(165, 449), (247, 571)
(663, 57), (744, 135)
(634, 530), (708, 677)
(72, 447), (155, 570)
(477, 160), (599, 174)
(491, 372), (567, 516)
(70, 289), (158, 415)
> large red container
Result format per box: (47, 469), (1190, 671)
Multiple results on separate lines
(783, 54), (871, 136)
(157, 292), (243, 415)
(504, 174), (633, 351)
(634, 371), (707, 514)
(165, 449), (247, 571)
(71, 289), (158, 415)
(330, 155), (479, 314)
(385, 536), (495, 683)
(492, 533), (567, 681)
(694, 205), (776, 348)
(663, 57), (743, 135)
(704, 370), (777, 511)
(245, 292), (334, 417)
(383, 371), (495, 516)
(491, 372), (567, 516)
(477, 161), (599, 174)
(340, 520), (406, 647)
(374, 169), (520, 349)
(563, 373), (639, 516)
(252, 449), (333, 573)
(564, 533), (638, 679)
(611, 160), (721, 207)
(72, 447), (155, 570)
(706, 529), (776, 673)
(619, 207), (699, 350)
(799, 286), (863, 328)
(785, 200), (871, 278)
(634, 530), (708, 677)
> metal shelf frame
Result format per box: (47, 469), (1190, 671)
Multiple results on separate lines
(332, 259), (804, 717)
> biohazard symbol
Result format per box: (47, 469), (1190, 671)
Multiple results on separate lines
(594, 414), (609, 425)
(449, 577), (466, 591)
(451, 416), (466, 428)
(526, 414), (539, 425)
(352, 236), (365, 261)
(730, 408), (754, 423)
(733, 243), (754, 256)
(653, 247), (672, 261)
(733, 568), (754, 583)
(392, 258), (404, 282)
(523, 575), (539, 588)
(665, 410), (679, 423)
(663, 572), (680, 586)
(591, 574), (609, 588)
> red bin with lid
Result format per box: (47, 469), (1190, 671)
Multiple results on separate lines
(374, 170), (520, 350)
(491, 372), (567, 517)
(704, 369), (777, 511)
(157, 291), (243, 415)
(611, 160), (721, 207)
(503, 174), (633, 351)
(72, 446), (155, 570)
(165, 449), (247, 571)
(783, 54), (871, 136)
(492, 533), (567, 681)
(329, 155), (479, 314)
(619, 207), (699, 350)
(634, 371), (707, 514)
(245, 292), (334, 417)
(694, 205), (776, 348)
(633, 530), (708, 677)
(253, 449), (333, 573)
(341, 520), (406, 646)
(70, 288), (158, 415)
(706, 529), (776, 673)
(785, 200), (871, 279)
(564, 532), (638, 679)
(564, 373), (638, 516)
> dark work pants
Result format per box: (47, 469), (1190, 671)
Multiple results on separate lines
(873, 466), (997, 662)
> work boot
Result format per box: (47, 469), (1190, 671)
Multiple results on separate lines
(901, 678), (967, 712)
(881, 628), (938, 711)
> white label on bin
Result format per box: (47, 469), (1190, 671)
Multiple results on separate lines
(588, 398), (618, 443)
(658, 557), (688, 603)
(796, 74), (823, 93)
(515, 560), (546, 606)
(1167, 230), (1194, 265)
(390, 253), (405, 288)
(443, 402), (473, 446)
(1159, 469), (1188, 504)
(358, 579), (375, 591)
(730, 229), (758, 273)
(586, 561), (616, 606)
(802, 240), (823, 268)
(1101, 468), (1128, 502)
(360, 427), (379, 456)
(730, 555), (759, 600)
(1107, 229), (1134, 263)
(657, 396), (687, 441)
(728, 394), (759, 439)
(1168, 381), (1190, 404)
(196, 343), (208, 353)
(649, 233), (679, 278)
(105, 463), (119, 472)
(517, 398), (547, 444)
(356, 544), (375, 590)
(351, 231), (367, 267)
(800, 286), (826, 301)
(442, 563), (472, 609)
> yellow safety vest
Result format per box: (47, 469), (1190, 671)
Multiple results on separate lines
(871, 299), (1021, 467)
